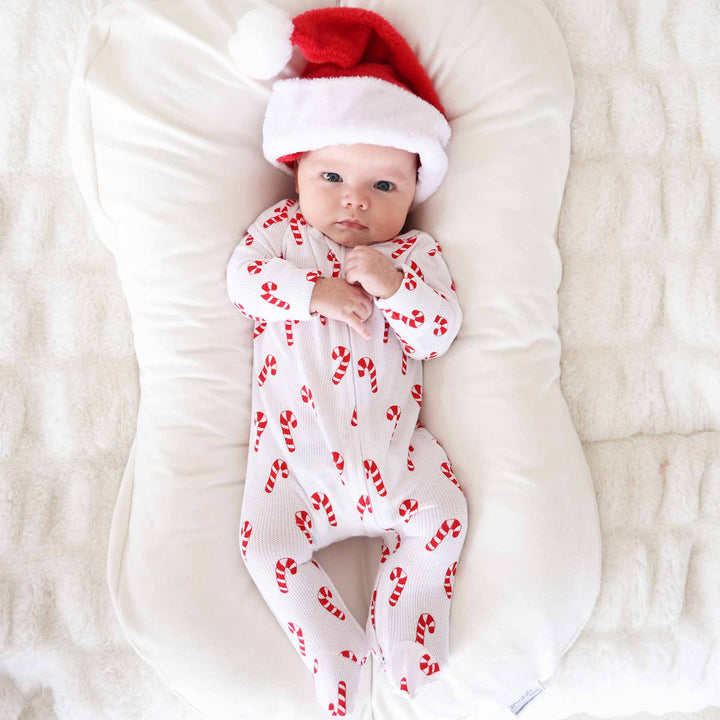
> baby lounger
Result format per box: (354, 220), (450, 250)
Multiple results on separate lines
(68, 0), (601, 718)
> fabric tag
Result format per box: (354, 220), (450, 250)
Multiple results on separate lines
(507, 681), (544, 715)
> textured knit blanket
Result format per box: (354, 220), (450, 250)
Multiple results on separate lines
(1, 0), (718, 718)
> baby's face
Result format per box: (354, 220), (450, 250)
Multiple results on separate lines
(294, 143), (418, 247)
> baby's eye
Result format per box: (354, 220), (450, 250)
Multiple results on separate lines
(374, 180), (395, 192)
(322, 172), (341, 183)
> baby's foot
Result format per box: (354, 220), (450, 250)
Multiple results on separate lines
(384, 641), (443, 698)
(313, 650), (367, 717)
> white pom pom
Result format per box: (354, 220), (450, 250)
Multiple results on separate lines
(228, 5), (294, 80)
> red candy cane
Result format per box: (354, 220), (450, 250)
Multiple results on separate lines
(441, 461), (465, 495)
(357, 495), (373, 520)
(257, 354), (277, 387)
(331, 346), (351, 385)
(383, 319), (390, 344)
(246, 259), (266, 275)
(425, 519), (463, 551)
(318, 587), (345, 620)
(444, 562), (458, 599)
(327, 249), (341, 278)
(391, 236), (417, 259)
(386, 405), (401, 439)
(340, 650), (367, 666)
(285, 319), (299, 346)
(382, 308), (424, 328)
(357, 357), (378, 393)
(311, 492), (337, 526)
(279, 410), (297, 452)
(429, 238), (442, 256)
(401, 353), (407, 375)
(265, 458), (288, 493)
(301, 385), (317, 416)
(261, 280), (290, 310)
(416, 613), (435, 645)
(239, 520), (252, 561)
(351, 406), (358, 426)
(253, 411), (267, 453)
(295, 511), (313, 545)
(331, 451), (345, 485)
(276, 557), (297, 593)
(370, 590), (377, 630)
(399, 498), (419, 523)
(289, 213), (306, 244)
(420, 653), (440, 676)
(412, 384), (422, 407)
(263, 203), (290, 228)
(244, 233), (254, 246)
(379, 544), (390, 564)
(388, 567), (407, 606)
(433, 315), (448, 336)
(400, 677), (409, 694)
(407, 444), (415, 471)
(328, 680), (346, 717)
(253, 321), (267, 339)
(364, 459), (386, 496)
(287, 622), (306, 656)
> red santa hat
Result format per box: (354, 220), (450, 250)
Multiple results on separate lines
(228, 5), (452, 205)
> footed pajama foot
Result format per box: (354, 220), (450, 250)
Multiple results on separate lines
(384, 641), (443, 698)
(314, 650), (367, 717)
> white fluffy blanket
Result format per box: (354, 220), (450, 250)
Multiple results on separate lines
(1, 0), (718, 718)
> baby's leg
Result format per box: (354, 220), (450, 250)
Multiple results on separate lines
(240, 469), (370, 717)
(368, 429), (468, 698)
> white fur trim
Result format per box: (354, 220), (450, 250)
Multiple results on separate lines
(263, 76), (452, 204)
(228, 6), (294, 80)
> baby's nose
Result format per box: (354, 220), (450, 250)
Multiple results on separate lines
(342, 187), (369, 210)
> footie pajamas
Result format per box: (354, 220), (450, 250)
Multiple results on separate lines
(227, 198), (468, 717)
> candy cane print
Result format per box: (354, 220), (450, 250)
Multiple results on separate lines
(425, 519), (463, 551)
(244, 233), (254, 246)
(289, 213), (305, 244)
(340, 650), (368, 666)
(370, 590), (377, 630)
(301, 385), (317, 416)
(357, 494), (373, 520)
(400, 677), (409, 695)
(401, 353), (407, 375)
(253, 412), (267, 453)
(233, 302), (264, 323)
(327, 249), (341, 278)
(379, 544), (390, 564)
(331, 346), (351, 385)
(420, 653), (440, 676)
(318, 587), (346, 620)
(407, 444), (415, 471)
(409, 259), (425, 282)
(383, 319), (389, 344)
(415, 613), (436, 645)
(246, 259), (267, 275)
(433, 315), (448, 336)
(261, 281), (290, 310)
(357, 357), (378, 393)
(279, 410), (297, 452)
(441, 461), (465, 495)
(311, 492), (337, 526)
(306, 269), (322, 285)
(391, 236), (417, 259)
(287, 622), (306, 656)
(403, 271), (417, 291)
(285, 319), (298, 346)
(386, 405), (401, 440)
(331, 451), (345, 485)
(429, 238), (442, 256)
(328, 680), (346, 717)
(253, 321), (267, 339)
(351, 406), (358, 426)
(313, 657), (319, 674)
(239, 520), (252, 561)
(265, 458), (288, 493)
(364, 459), (386, 496)
(432, 287), (449, 301)
(263, 203), (290, 228)
(388, 567), (407, 606)
(295, 510), (313, 545)
(399, 498), (419, 523)
(444, 562), (458, 599)
(257, 354), (277, 387)
(412, 384), (422, 407)
(385, 528), (402, 553)
(275, 557), (298, 593)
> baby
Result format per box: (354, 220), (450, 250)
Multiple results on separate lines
(227, 6), (468, 717)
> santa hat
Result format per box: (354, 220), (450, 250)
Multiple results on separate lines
(228, 5), (451, 205)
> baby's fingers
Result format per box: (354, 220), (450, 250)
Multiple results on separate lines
(349, 313), (371, 340)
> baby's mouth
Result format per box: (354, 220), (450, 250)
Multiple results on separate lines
(337, 220), (367, 230)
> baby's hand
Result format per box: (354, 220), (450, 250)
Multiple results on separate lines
(310, 278), (373, 339)
(345, 246), (403, 299)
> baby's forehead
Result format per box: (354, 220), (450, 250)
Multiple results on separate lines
(301, 143), (417, 175)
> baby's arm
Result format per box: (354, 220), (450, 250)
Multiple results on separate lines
(375, 232), (462, 360)
(226, 210), (320, 323)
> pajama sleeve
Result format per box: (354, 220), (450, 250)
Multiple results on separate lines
(226, 212), (320, 323)
(375, 231), (462, 361)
